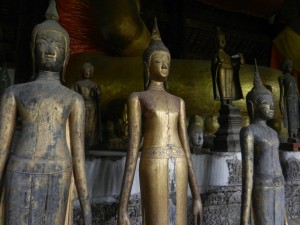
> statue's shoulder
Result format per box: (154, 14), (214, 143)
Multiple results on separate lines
(127, 91), (143, 102)
(169, 93), (184, 105)
(240, 125), (255, 137)
(4, 82), (29, 94)
(128, 91), (141, 98)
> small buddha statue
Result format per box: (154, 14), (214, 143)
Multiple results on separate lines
(74, 62), (102, 148)
(188, 124), (204, 153)
(105, 120), (122, 148)
(0, 0), (91, 224)
(240, 62), (288, 225)
(187, 115), (204, 153)
(118, 18), (203, 225)
(115, 103), (129, 142)
(211, 27), (244, 105)
(278, 59), (300, 142)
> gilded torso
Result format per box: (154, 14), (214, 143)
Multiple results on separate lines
(134, 89), (184, 157)
(7, 79), (80, 165)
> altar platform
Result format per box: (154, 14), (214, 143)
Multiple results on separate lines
(72, 150), (300, 225)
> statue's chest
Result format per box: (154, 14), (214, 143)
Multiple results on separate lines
(141, 93), (179, 120)
(254, 127), (279, 152)
(16, 87), (73, 122)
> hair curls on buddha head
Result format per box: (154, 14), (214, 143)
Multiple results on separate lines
(143, 17), (170, 90)
(31, 0), (70, 82)
(246, 60), (272, 123)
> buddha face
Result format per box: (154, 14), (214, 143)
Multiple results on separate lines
(218, 34), (226, 49)
(190, 130), (203, 148)
(256, 95), (274, 120)
(149, 51), (170, 82)
(83, 66), (93, 79)
(35, 30), (66, 72)
(188, 124), (204, 148)
(282, 60), (294, 74)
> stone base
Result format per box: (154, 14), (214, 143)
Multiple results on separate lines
(73, 186), (242, 225)
(213, 104), (242, 152)
(72, 151), (300, 224)
(280, 151), (300, 218)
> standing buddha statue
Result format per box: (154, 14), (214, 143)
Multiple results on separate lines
(211, 27), (244, 105)
(240, 62), (288, 225)
(0, 0), (92, 224)
(278, 59), (300, 142)
(74, 62), (102, 148)
(118, 18), (203, 225)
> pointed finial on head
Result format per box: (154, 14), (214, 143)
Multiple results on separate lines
(45, 0), (59, 21)
(246, 59), (272, 104)
(253, 58), (263, 87)
(143, 17), (170, 64)
(151, 17), (162, 41)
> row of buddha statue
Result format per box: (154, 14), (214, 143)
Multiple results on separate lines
(71, 27), (300, 152)
(0, 0), (297, 224)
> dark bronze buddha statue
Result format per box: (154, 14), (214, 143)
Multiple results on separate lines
(278, 59), (300, 142)
(240, 62), (288, 225)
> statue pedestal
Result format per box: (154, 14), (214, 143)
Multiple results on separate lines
(280, 151), (300, 218)
(213, 104), (242, 152)
(73, 151), (243, 225)
(71, 150), (300, 224)
(280, 142), (300, 151)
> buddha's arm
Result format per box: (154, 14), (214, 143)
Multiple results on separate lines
(118, 93), (141, 224)
(178, 98), (203, 225)
(69, 95), (91, 224)
(240, 127), (254, 225)
(0, 89), (16, 182)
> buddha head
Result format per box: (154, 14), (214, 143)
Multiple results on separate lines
(216, 27), (226, 49)
(143, 18), (170, 90)
(281, 59), (294, 75)
(188, 123), (204, 149)
(246, 61), (274, 123)
(31, 0), (70, 81)
(82, 63), (94, 79)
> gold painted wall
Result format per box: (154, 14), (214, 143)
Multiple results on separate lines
(66, 53), (282, 122)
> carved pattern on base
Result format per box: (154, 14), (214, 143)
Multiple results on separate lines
(227, 159), (242, 185)
(281, 157), (300, 218)
(73, 186), (242, 225)
(73, 157), (300, 223)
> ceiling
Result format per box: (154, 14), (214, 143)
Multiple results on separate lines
(0, 0), (294, 83)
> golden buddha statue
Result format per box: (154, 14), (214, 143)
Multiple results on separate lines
(240, 62), (288, 225)
(0, 1), (91, 224)
(74, 62), (102, 148)
(118, 19), (203, 225)
(211, 27), (244, 105)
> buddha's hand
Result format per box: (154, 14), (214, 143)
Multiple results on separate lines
(80, 198), (92, 225)
(193, 199), (203, 225)
(118, 210), (131, 225)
